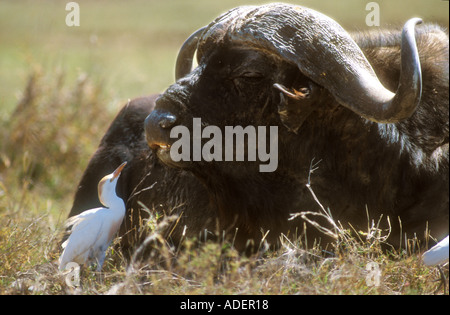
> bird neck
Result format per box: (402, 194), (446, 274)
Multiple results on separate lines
(104, 194), (125, 211)
(100, 184), (125, 212)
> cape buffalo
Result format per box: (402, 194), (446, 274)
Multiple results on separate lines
(68, 4), (449, 257)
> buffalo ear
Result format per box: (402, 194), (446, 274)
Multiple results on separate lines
(274, 82), (320, 134)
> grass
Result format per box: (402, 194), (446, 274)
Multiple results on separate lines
(0, 0), (448, 295)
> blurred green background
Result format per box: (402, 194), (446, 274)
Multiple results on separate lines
(0, 0), (448, 117)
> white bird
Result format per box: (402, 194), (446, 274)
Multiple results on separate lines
(59, 162), (127, 271)
(422, 235), (449, 266)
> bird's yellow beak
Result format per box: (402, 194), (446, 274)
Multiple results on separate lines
(111, 161), (127, 181)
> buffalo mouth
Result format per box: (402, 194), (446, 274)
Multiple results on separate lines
(148, 142), (171, 160)
(145, 108), (191, 169)
(153, 144), (174, 166)
(148, 141), (193, 169)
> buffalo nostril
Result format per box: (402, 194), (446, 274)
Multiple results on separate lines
(159, 114), (178, 129)
(144, 110), (178, 150)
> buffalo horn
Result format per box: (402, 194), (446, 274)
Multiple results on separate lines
(177, 4), (423, 123)
(175, 26), (206, 80)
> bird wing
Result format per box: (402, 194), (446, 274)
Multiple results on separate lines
(59, 208), (109, 268)
(422, 235), (449, 266)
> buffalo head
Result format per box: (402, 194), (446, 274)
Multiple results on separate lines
(146, 3), (422, 164)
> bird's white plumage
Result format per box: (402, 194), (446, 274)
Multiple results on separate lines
(59, 162), (127, 271)
(422, 235), (449, 266)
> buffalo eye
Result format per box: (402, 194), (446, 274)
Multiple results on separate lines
(235, 71), (264, 82)
(231, 71), (265, 95)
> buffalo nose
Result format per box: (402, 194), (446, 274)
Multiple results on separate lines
(144, 109), (179, 149)
(159, 114), (177, 129)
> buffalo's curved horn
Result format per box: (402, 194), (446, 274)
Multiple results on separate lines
(196, 4), (422, 123)
(175, 26), (206, 81)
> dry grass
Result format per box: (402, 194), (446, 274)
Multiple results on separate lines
(2, 212), (447, 295)
(0, 68), (447, 296)
(0, 68), (114, 293)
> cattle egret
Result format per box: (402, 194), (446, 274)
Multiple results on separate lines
(422, 235), (449, 266)
(59, 162), (127, 271)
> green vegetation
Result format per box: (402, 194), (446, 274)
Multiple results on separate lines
(0, 0), (448, 295)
